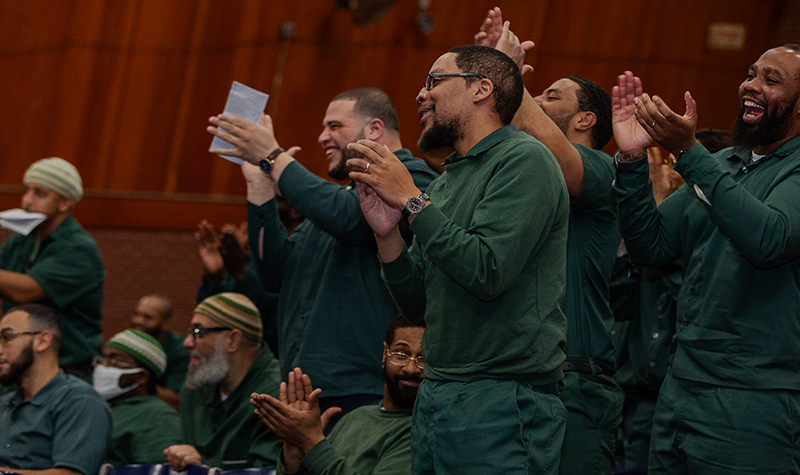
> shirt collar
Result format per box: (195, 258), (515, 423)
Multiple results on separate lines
(727, 132), (800, 165)
(443, 125), (517, 166)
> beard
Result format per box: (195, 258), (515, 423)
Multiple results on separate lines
(0, 340), (34, 386)
(418, 115), (465, 154)
(732, 93), (799, 150)
(383, 365), (423, 410)
(548, 111), (574, 137)
(184, 338), (230, 390)
(328, 131), (366, 181)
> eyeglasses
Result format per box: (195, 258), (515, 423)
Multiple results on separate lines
(92, 355), (141, 369)
(386, 350), (425, 369)
(424, 72), (487, 91)
(0, 329), (42, 348)
(186, 326), (232, 342)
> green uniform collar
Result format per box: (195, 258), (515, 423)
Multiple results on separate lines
(443, 125), (517, 166)
(727, 132), (800, 164)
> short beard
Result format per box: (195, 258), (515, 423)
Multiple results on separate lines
(328, 131), (366, 181)
(732, 93), (799, 150)
(383, 365), (422, 410)
(418, 116), (465, 154)
(184, 339), (230, 390)
(0, 341), (34, 386)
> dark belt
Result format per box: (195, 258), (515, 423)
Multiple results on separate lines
(561, 358), (615, 377)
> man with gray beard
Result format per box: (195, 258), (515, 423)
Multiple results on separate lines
(163, 293), (282, 471)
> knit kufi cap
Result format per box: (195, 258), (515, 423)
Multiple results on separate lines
(194, 292), (262, 342)
(23, 157), (83, 202)
(106, 329), (167, 378)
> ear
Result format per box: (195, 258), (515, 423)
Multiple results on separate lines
(226, 329), (243, 353)
(33, 330), (54, 354)
(364, 118), (385, 141)
(574, 111), (597, 132)
(473, 78), (494, 104)
(57, 196), (74, 213)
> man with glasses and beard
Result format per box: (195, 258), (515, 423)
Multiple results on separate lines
(251, 314), (424, 475)
(206, 88), (437, 426)
(0, 304), (111, 475)
(346, 45), (570, 474)
(163, 293), (282, 471)
(611, 44), (800, 473)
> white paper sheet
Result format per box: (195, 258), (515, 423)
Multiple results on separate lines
(0, 208), (47, 235)
(209, 81), (270, 165)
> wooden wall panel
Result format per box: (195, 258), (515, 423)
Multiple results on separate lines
(0, 0), (788, 230)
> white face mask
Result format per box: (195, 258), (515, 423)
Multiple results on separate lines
(92, 364), (144, 400)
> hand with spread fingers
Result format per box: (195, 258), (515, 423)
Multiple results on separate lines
(635, 91), (699, 157)
(347, 139), (422, 211)
(478, 9), (534, 76)
(195, 220), (224, 284)
(474, 6), (504, 48)
(612, 71), (653, 161)
(208, 113), (280, 165)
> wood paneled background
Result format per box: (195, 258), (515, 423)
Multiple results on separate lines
(0, 0), (792, 231)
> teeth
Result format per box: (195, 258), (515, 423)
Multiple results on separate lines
(744, 100), (763, 109)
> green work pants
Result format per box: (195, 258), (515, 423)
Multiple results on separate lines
(411, 378), (566, 474)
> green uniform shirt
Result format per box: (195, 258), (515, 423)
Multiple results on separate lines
(247, 150), (438, 397)
(277, 404), (412, 475)
(614, 135), (800, 389)
(180, 348), (282, 469)
(564, 145), (620, 364)
(0, 216), (105, 368)
(159, 330), (189, 393)
(105, 395), (182, 465)
(0, 370), (112, 475)
(382, 126), (569, 385)
(198, 263), (281, 358)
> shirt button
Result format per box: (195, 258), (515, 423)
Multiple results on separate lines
(742, 167), (749, 174)
(649, 361), (656, 368)
(683, 319), (689, 326)
(610, 330), (616, 336)
(653, 332), (659, 339)
(690, 287), (696, 294)
(657, 305), (662, 311)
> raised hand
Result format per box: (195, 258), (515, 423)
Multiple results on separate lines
(474, 7), (504, 48)
(495, 21), (535, 75)
(195, 220), (224, 280)
(208, 113), (280, 165)
(636, 92), (698, 157)
(612, 71), (652, 161)
(219, 224), (249, 280)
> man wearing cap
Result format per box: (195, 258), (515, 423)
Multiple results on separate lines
(164, 292), (282, 471)
(94, 329), (182, 466)
(0, 157), (105, 378)
(0, 303), (111, 475)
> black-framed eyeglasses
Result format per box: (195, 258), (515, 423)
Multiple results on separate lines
(0, 329), (42, 348)
(386, 349), (425, 369)
(92, 355), (142, 370)
(186, 326), (232, 341)
(424, 72), (487, 91)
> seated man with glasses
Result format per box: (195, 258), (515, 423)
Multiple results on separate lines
(251, 314), (424, 475)
(0, 303), (112, 475)
(93, 329), (182, 465)
(164, 292), (282, 471)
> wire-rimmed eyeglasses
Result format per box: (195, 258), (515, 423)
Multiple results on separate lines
(386, 349), (425, 369)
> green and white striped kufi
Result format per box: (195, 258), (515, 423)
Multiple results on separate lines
(194, 292), (262, 342)
(23, 157), (83, 202)
(107, 329), (167, 378)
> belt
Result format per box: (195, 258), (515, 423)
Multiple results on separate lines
(561, 358), (615, 377)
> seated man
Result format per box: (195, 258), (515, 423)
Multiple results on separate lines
(252, 314), (424, 475)
(164, 292), (282, 471)
(0, 303), (111, 475)
(129, 294), (189, 408)
(94, 329), (182, 466)
(0, 158), (105, 378)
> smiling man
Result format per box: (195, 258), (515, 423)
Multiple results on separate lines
(346, 45), (570, 474)
(612, 44), (800, 473)
(205, 88), (437, 426)
(0, 158), (105, 379)
(252, 314), (424, 475)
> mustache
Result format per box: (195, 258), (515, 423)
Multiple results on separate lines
(395, 374), (424, 383)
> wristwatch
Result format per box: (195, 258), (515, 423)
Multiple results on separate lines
(402, 193), (430, 219)
(259, 147), (284, 174)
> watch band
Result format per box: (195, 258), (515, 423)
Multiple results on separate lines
(259, 147), (284, 174)
(402, 193), (430, 219)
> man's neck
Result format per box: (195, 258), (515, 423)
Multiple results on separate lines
(220, 348), (258, 397)
(565, 129), (594, 150)
(20, 359), (60, 401)
(453, 118), (505, 157)
(35, 213), (69, 242)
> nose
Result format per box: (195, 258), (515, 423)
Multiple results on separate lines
(318, 128), (329, 145)
(21, 190), (33, 210)
(532, 94), (544, 106)
(183, 333), (194, 350)
(416, 88), (429, 105)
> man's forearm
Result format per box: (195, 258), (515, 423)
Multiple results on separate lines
(0, 270), (46, 303)
(0, 467), (82, 475)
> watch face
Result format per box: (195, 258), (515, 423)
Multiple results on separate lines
(406, 196), (424, 214)
(259, 159), (272, 174)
